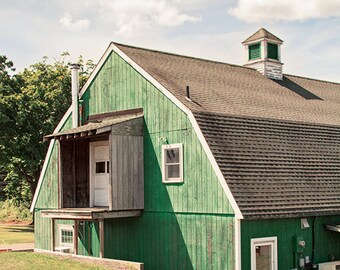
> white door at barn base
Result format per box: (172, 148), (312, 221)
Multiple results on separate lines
(90, 141), (109, 207)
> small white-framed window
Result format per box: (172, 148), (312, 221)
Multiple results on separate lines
(162, 143), (183, 183)
(58, 224), (74, 253)
(251, 237), (277, 270)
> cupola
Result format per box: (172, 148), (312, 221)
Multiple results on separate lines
(242, 28), (283, 80)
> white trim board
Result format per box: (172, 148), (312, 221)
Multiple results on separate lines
(107, 43), (189, 113)
(78, 43), (115, 98)
(187, 112), (243, 219)
(30, 42), (244, 221)
(235, 219), (242, 270)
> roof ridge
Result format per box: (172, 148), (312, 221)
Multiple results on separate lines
(113, 42), (338, 85)
(113, 41), (256, 72)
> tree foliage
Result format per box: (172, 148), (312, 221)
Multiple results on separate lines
(0, 54), (94, 205)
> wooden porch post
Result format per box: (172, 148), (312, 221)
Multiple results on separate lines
(99, 219), (104, 258)
(57, 141), (62, 209)
(88, 222), (92, 256)
(51, 218), (55, 251)
(73, 220), (78, 255)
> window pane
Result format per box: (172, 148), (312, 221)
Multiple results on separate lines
(61, 229), (73, 244)
(166, 164), (180, 179)
(256, 245), (272, 270)
(166, 148), (179, 163)
(107, 161), (110, 173)
(96, 162), (105, 173)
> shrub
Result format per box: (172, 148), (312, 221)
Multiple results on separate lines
(0, 200), (32, 222)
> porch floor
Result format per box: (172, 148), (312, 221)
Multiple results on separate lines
(41, 208), (142, 220)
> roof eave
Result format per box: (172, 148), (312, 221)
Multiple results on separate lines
(242, 37), (284, 45)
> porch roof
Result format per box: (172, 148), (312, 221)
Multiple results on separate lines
(41, 208), (142, 220)
(44, 109), (143, 141)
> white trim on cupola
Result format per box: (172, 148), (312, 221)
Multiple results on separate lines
(243, 29), (284, 80)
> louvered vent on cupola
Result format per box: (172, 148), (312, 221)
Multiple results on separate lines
(249, 43), (261, 60)
(242, 28), (283, 80)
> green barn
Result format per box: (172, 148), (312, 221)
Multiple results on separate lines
(31, 28), (340, 270)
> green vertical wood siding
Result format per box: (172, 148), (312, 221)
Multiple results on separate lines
(78, 221), (100, 257)
(34, 50), (235, 269)
(241, 216), (340, 269)
(104, 213), (234, 270)
(34, 141), (59, 209)
(81, 50), (233, 215)
(34, 210), (52, 250)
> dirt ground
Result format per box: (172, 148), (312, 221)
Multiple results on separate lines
(0, 220), (32, 226)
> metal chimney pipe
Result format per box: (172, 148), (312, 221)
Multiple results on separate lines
(70, 63), (81, 128)
(185, 85), (192, 102)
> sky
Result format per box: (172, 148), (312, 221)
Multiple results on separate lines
(1, 0), (340, 83)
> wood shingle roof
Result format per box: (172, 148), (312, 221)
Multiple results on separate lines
(195, 112), (340, 219)
(115, 43), (340, 126)
(115, 43), (340, 219)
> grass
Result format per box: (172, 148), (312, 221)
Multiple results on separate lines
(0, 252), (115, 270)
(0, 225), (34, 244)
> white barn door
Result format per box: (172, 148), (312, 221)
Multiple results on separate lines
(90, 141), (109, 207)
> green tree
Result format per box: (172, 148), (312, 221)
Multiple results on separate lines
(0, 55), (21, 202)
(0, 54), (94, 205)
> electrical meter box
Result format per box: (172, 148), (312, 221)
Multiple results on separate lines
(293, 236), (306, 253)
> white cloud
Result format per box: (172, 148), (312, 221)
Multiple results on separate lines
(229, 0), (340, 23)
(94, 0), (201, 36)
(59, 13), (90, 31)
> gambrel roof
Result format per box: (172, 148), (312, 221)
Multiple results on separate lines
(115, 43), (340, 219)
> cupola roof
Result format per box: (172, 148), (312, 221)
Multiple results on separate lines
(242, 28), (283, 44)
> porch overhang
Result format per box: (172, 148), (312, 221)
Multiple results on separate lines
(44, 108), (143, 142)
(44, 208), (142, 258)
(41, 208), (142, 220)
